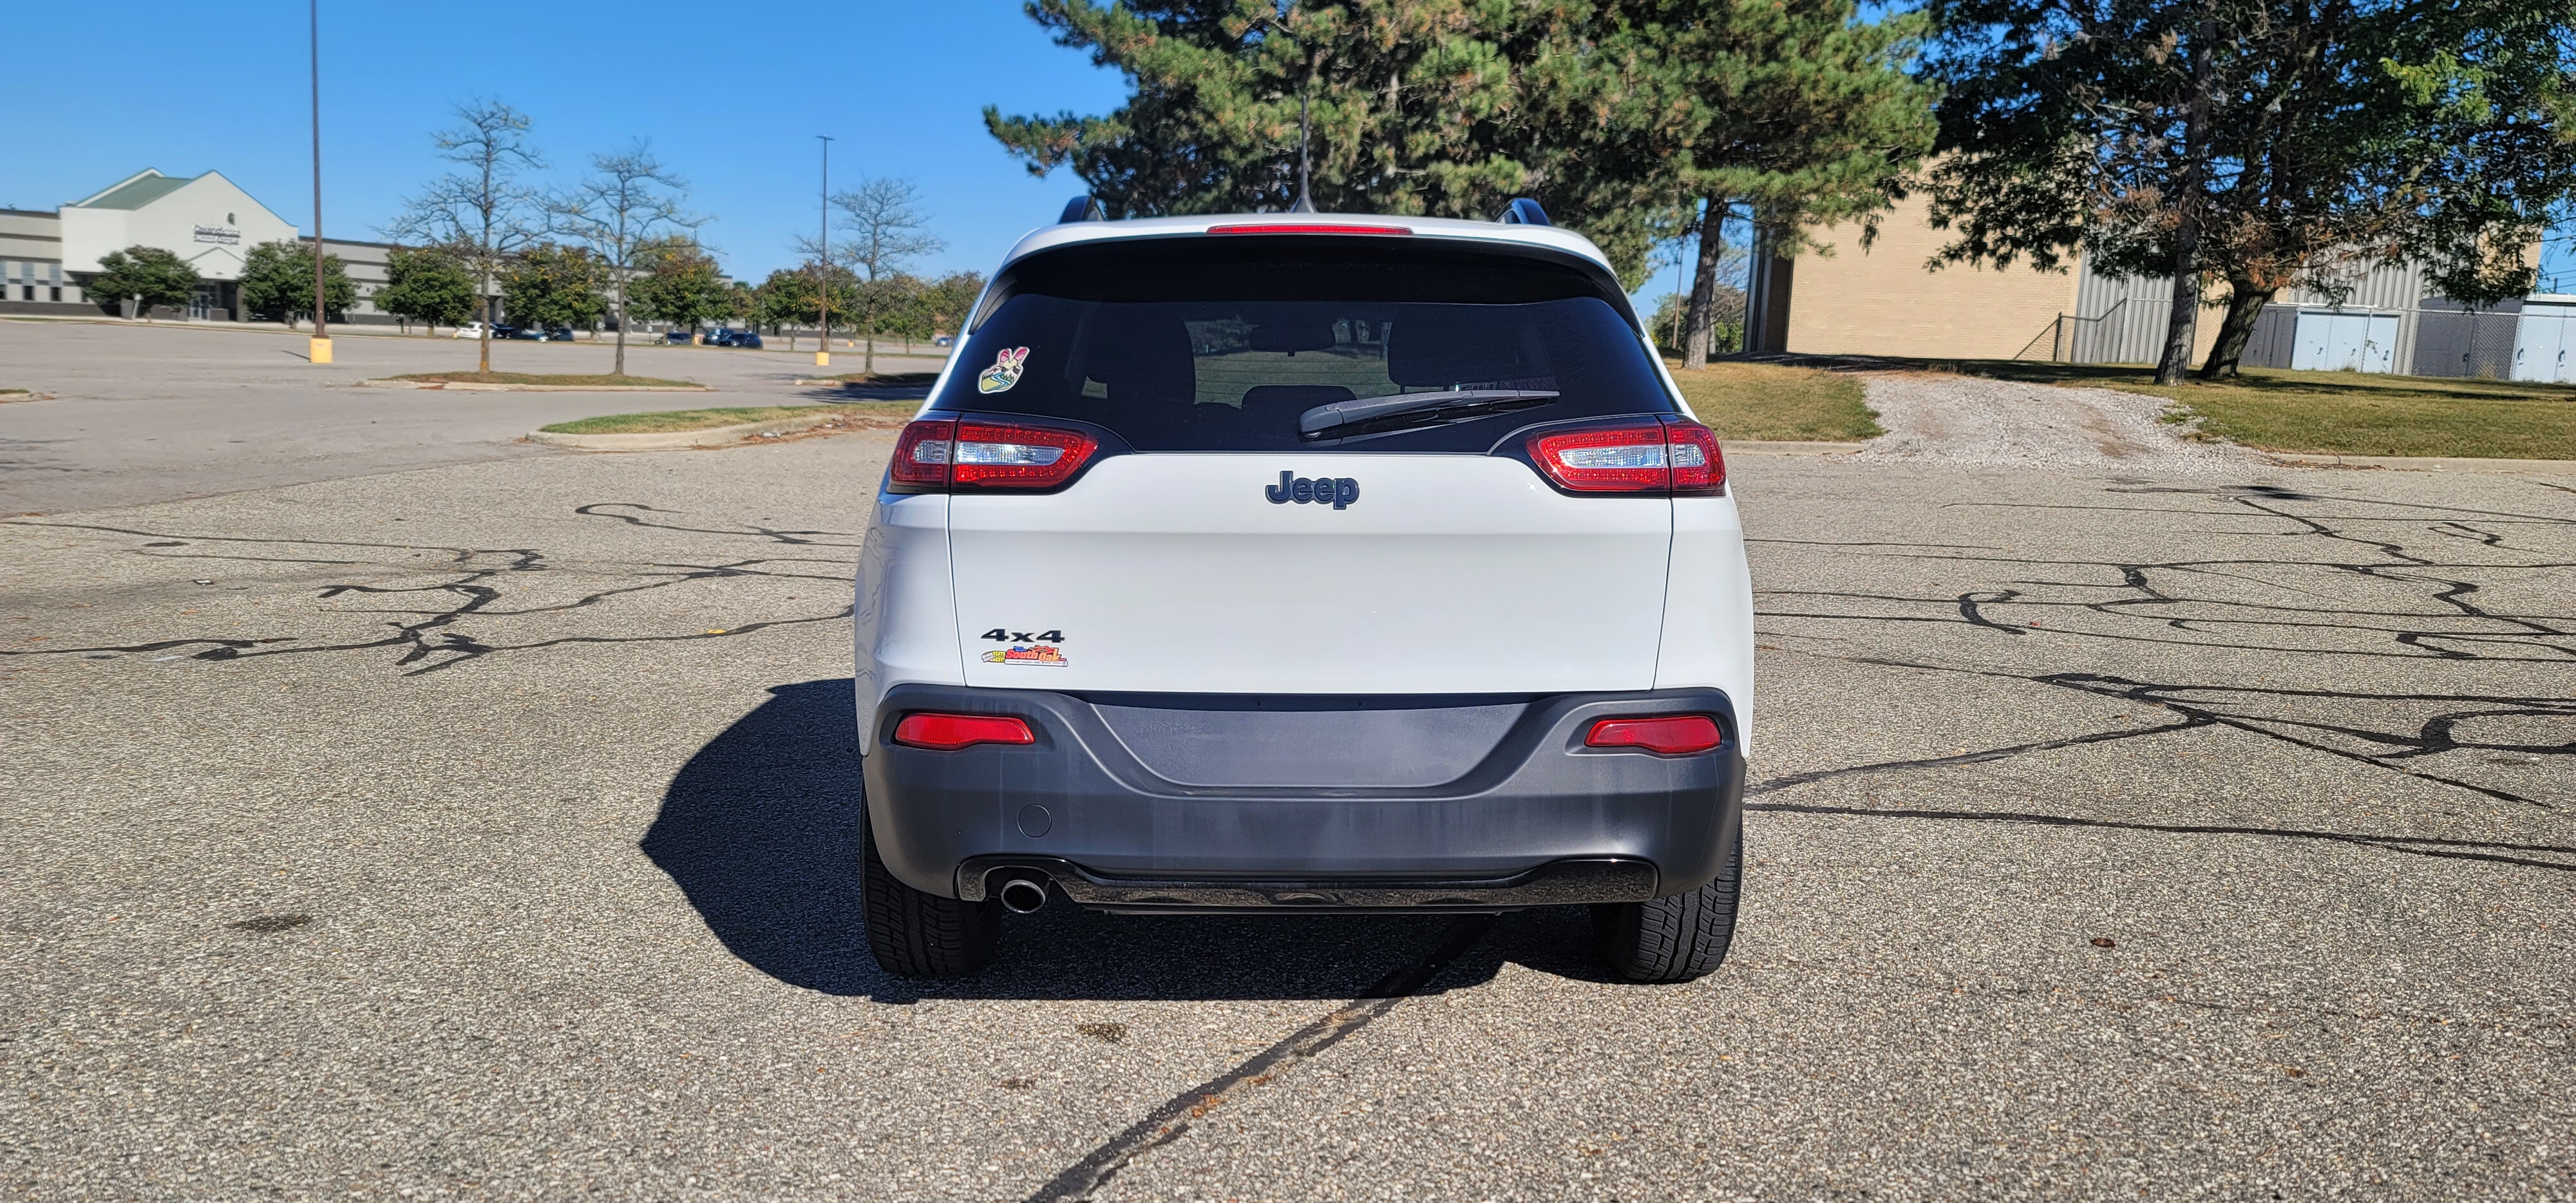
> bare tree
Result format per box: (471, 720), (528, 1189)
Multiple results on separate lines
(388, 100), (545, 374)
(797, 176), (943, 374)
(549, 143), (703, 377)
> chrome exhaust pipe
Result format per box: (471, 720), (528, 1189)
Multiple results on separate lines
(998, 877), (1048, 915)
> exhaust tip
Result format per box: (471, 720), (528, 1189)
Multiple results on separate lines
(998, 877), (1049, 914)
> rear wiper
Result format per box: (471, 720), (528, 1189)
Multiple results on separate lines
(1298, 389), (1560, 440)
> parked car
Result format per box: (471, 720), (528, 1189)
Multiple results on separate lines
(451, 321), (487, 339)
(730, 330), (763, 349)
(538, 325), (577, 342)
(492, 324), (529, 340)
(851, 201), (1753, 983)
(932, 334), (954, 347)
(665, 329), (694, 345)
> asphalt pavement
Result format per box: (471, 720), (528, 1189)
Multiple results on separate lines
(0, 318), (946, 515)
(2, 424), (2571, 1200)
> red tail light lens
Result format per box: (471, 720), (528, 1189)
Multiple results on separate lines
(1524, 419), (1727, 495)
(1663, 417), (1726, 495)
(890, 418), (956, 488)
(1585, 715), (1724, 755)
(952, 421), (1098, 489)
(893, 712), (1036, 751)
(1527, 422), (1672, 492)
(887, 418), (1100, 491)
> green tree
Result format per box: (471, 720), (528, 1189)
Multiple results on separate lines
(499, 243), (608, 330)
(753, 268), (817, 348)
(917, 271), (986, 344)
(375, 245), (479, 334)
(627, 238), (734, 334)
(982, 1), (1672, 279)
(548, 142), (703, 375)
(1925, 0), (2576, 381)
(389, 99), (547, 372)
(799, 176), (945, 373)
(1628, 0), (1939, 365)
(238, 240), (357, 327)
(88, 245), (202, 321)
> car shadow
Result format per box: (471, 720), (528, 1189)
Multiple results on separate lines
(642, 678), (1557, 1003)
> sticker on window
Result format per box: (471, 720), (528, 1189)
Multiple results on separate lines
(978, 346), (1030, 394)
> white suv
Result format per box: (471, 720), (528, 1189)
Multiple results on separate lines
(852, 202), (1756, 981)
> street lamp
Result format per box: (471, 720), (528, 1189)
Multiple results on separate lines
(815, 134), (833, 369)
(308, 0), (330, 365)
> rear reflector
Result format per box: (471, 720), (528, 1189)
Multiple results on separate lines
(1524, 419), (1727, 495)
(1585, 715), (1724, 755)
(1205, 223), (1414, 236)
(887, 418), (1099, 491)
(893, 712), (1036, 751)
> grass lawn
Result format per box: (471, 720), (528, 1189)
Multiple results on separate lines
(392, 371), (703, 388)
(1922, 361), (2576, 459)
(538, 401), (920, 435)
(1664, 360), (1883, 442)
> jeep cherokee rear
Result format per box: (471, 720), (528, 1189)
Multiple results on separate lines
(852, 203), (1755, 981)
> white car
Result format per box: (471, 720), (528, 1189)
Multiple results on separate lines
(852, 200), (1756, 981)
(451, 321), (486, 339)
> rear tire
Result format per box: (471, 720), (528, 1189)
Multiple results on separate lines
(860, 807), (999, 979)
(1592, 826), (1741, 983)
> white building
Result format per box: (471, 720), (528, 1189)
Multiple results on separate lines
(3, 167), (403, 323)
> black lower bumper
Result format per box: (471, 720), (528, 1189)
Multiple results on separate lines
(862, 683), (1745, 912)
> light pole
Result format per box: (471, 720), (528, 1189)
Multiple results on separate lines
(815, 134), (833, 369)
(308, 0), (330, 364)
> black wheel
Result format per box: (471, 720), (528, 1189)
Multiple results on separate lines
(860, 806), (999, 979)
(1592, 824), (1741, 983)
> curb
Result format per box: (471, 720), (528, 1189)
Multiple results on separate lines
(2266, 452), (2575, 474)
(1721, 440), (1870, 455)
(528, 409), (896, 451)
(362, 379), (710, 392)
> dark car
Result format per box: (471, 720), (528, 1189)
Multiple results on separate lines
(492, 323), (528, 340)
(539, 325), (577, 342)
(731, 330), (764, 349)
(665, 330), (694, 345)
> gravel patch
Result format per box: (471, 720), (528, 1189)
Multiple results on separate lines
(1855, 371), (2262, 474)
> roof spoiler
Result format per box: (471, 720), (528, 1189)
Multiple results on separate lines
(1057, 195), (1106, 223)
(1495, 198), (1551, 226)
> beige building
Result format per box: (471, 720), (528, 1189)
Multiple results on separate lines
(1747, 192), (2548, 379)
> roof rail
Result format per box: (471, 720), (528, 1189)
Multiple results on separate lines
(1057, 195), (1106, 223)
(1495, 198), (1551, 227)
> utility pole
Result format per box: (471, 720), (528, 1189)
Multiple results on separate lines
(308, 0), (330, 364)
(815, 135), (833, 368)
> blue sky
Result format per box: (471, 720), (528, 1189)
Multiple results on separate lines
(3, 1), (1128, 285)
(6, 1), (2567, 296)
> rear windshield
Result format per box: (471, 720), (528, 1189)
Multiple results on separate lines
(928, 236), (1676, 453)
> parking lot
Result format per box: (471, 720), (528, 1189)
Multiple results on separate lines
(3, 328), (2572, 1199)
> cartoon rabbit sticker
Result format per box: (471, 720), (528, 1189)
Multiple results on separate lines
(978, 346), (1030, 394)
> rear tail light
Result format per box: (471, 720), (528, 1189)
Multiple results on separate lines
(1585, 715), (1724, 755)
(953, 421), (1097, 488)
(890, 418), (956, 488)
(893, 712), (1036, 751)
(1523, 419), (1726, 495)
(887, 417), (1099, 491)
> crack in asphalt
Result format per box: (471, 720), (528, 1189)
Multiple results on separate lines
(1023, 916), (1494, 1202)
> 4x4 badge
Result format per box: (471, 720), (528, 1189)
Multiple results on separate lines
(1266, 471), (1359, 509)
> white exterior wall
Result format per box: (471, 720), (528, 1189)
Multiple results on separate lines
(61, 173), (296, 281)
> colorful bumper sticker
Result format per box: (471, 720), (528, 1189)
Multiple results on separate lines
(981, 643), (1067, 666)
(978, 346), (1030, 393)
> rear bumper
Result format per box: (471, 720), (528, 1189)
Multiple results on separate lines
(862, 683), (1745, 911)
